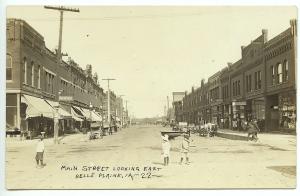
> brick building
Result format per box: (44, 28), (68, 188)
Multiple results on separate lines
(177, 19), (297, 132)
(6, 19), (107, 137)
(172, 92), (185, 123)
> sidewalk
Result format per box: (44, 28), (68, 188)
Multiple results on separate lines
(5, 132), (87, 148)
(216, 129), (296, 150)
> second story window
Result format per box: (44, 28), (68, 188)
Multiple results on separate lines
(37, 66), (41, 89)
(277, 63), (283, 84)
(254, 71), (262, 90)
(233, 82), (236, 96)
(246, 75), (252, 92)
(257, 71), (261, 89)
(237, 80), (241, 95)
(6, 54), (12, 81)
(283, 60), (289, 82)
(271, 65), (275, 85)
(31, 62), (34, 87)
(23, 58), (27, 84)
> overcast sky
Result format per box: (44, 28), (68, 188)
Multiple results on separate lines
(6, 6), (297, 118)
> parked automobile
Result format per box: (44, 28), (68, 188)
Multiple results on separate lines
(6, 124), (20, 137)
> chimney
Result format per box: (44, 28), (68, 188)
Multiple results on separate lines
(262, 29), (268, 43)
(86, 64), (92, 76)
(93, 72), (98, 83)
(241, 46), (245, 57)
(227, 62), (233, 68)
(290, 19), (297, 36)
(201, 79), (205, 87)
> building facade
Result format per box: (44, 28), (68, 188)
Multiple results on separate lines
(6, 19), (108, 137)
(176, 19), (297, 132)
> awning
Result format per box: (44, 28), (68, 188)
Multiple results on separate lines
(72, 115), (83, 122)
(71, 107), (84, 121)
(73, 106), (89, 119)
(21, 95), (55, 119)
(45, 100), (72, 119)
(81, 108), (102, 122)
(93, 111), (103, 122)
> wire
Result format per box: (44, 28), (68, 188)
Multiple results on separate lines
(8, 12), (203, 21)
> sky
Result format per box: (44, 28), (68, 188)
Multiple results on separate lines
(6, 6), (297, 118)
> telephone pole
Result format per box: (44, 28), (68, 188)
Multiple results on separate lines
(44, 6), (79, 144)
(102, 79), (116, 125)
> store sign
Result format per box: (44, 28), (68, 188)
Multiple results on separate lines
(59, 96), (73, 101)
(179, 122), (188, 127)
(232, 101), (246, 106)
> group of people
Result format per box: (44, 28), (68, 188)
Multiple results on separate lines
(243, 119), (261, 141)
(161, 130), (191, 166)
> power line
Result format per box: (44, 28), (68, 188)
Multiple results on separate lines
(9, 12), (203, 22)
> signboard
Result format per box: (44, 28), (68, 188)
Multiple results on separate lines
(179, 122), (188, 127)
(59, 96), (73, 101)
(232, 101), (246, 106)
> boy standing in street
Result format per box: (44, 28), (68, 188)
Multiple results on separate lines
(35, 135), (45, 168)
(180, 132), (191, 165)
(161, 134), (171, 166)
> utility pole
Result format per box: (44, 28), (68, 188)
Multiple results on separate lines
(125, 100), (129, 126)
(118, 95), (124, 127)
(167, 96), (170, 110)
(44, 6), (79, 144)
(102, 79), (116, 126)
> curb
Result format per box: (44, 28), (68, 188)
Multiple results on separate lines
(216, 132), (248, 141)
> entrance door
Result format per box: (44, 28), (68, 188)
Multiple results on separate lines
(266, 94), (279, 131)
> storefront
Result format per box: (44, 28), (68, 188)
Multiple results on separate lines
(21, 94), (56, 138)
(279, 91), (296, 130)
(221, 104), (231, 129)
(232, 101), (246, 131)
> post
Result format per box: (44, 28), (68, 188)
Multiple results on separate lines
(108, 82), (110, 125)
(53, 107), (59, 144)
(89, 102), (92, 131)
(102, 78), (116, 127)
(44, 6), (79, 144)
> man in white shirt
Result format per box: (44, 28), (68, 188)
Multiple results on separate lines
(35, 135), (45, 168)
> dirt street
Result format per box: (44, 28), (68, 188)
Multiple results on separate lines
(5, 125), (296, 189)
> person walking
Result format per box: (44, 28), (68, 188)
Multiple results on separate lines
(247, 119), (260, 141)
(180, 132), (191, 165)
(161, 134), (171, 166)
(35, 135), (45, 168)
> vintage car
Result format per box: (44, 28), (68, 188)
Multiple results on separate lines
(6, 124), (20, 137)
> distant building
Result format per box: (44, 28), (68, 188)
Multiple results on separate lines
(172, 92), (185, 122)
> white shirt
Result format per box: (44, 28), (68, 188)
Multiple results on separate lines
(36, 140), (45, 152)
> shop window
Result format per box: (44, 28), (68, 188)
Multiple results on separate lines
(280, 95), (296, 129)
(283, 60), (289, 82)
(277, 63), (283, 84)
(6, 54), (12, 81)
